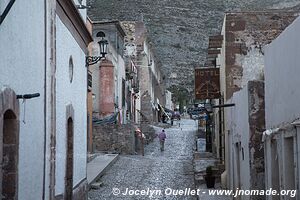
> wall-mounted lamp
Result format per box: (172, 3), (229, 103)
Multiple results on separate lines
(86, 31), (108, 67)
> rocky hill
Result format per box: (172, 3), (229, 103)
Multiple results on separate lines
(87, 0), (300, 92)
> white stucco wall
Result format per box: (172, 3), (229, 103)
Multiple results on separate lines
(0, 1), (46, 199)
(265, 16), (300, 129)
(55, 17), (87, 195)
(229, 85), (251, 194)
(90, 41), (101, 114)
(117, 54), (126, 123)
(165, 90), (173, 110)
(237, 47), (264, 88)
(220, 16), (226, 100)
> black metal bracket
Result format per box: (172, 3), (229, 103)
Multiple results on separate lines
(0, 0), (16, 25)
(212, 103), (235, 108)
(17, 93), (40, 99)
(86, 56), (103, 67)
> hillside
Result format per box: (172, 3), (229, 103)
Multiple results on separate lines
(87, 0), (300, 92)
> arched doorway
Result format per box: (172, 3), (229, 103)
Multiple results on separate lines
(2, 110), (18, 199)
(65, 117), (73, 200)
(0, 87), (19, 200)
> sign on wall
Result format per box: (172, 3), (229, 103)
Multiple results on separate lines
(195, 68), (220, 100)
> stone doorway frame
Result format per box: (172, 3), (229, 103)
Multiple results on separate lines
(64, 104), (74, 200)
(0, 87), (20, 200)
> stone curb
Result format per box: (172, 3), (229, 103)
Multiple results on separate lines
(87, 154), (119, 188)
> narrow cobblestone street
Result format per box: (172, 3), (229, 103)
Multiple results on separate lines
(88, 119), (198, 200)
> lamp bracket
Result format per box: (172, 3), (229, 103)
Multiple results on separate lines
(86, 56), (103, 67)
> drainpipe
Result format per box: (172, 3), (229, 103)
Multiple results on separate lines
(48, 0), (57, 199)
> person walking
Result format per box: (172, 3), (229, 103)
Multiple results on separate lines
(158, 129), (166, 151)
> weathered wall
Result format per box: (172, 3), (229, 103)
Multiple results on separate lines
(93, 123), (136, 154)
(248, 81), (265, 195)
(227, 80), (265, 197)
(220, 11), (292, 190)
(227, 82), (250, 192)
(0, 1), (45, 199)
(265, 16), (300, 129)
(55, 16), (87, 196)
(224, 11), (298, 100)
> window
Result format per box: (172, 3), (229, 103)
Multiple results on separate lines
(69, 56), (74, 83)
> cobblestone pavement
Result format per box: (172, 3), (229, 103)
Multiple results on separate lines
(88, 119), (198, 200)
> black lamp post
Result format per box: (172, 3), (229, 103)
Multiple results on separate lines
(86, 31), (108, 67)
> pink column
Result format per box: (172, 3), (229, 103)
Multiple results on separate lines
(99, 60), (115, 117)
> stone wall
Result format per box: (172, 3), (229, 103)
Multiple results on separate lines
(139, 92), (157, 143)
(224, 11), (298, 100)
(226, 80), (265, 194)
(93, 122), (136, 154)
(248, 81), (265, 193)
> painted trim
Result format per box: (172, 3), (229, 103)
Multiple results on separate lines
(56, 0), (93, 53)
(0, 87), (19, 117)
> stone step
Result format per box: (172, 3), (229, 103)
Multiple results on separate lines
(194, 151), (215, 160)
(90, 181), (104, 190)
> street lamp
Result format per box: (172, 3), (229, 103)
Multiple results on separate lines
(86, 31), (108, 67)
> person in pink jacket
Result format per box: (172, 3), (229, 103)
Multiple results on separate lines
(158, 129), (166, 151)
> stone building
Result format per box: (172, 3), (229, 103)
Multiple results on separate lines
(264, 15), (300, 200)
(125, 21), (167, 141)
(0, 0), (92, 199)
(211, 11), (299, 192)
(89, 21), (127, 121)
(87, 20), (138, 154)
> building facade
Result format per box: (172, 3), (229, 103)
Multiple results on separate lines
(88, 20), (142, 154)
(0, 0), (92, 199)
(226, 81), (265, 199)
(212, 11), (298, 191)
(264, 16), (300, 200)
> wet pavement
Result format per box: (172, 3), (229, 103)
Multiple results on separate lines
(88, 119), (198, 200)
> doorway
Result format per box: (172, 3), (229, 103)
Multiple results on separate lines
(1, 109), (18, 199)
(234, 142), (241, 191)
(65, 117), (73, 200)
